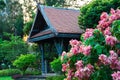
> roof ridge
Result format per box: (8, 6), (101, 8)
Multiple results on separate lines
(39, 5), (79, 12)
(38, 5), (58, 36)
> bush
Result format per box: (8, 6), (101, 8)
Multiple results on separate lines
(25, 69), (41, 75)
(50, 58), (62, 73)
(0, 69), (22, 76)
(0, 76), (13, 80)
(61, 9), (120, 80)
(46, 75), (65, 80)
(79, 0), (120, 29)
(13, 54), (36, 74)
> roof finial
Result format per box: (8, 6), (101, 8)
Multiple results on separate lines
(34, 0), (41, 6)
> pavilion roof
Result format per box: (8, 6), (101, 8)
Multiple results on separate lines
(28, 5), (84, 42)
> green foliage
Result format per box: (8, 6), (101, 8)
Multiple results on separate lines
(79, 0), (120, 29)
(46, 75), (65, 80)
(50, 58), (62, 73)
(13, 54), (37, 73)
(0, 69), (22, 76)
(23, 20), (33, 35)
(0, 0), (23, 37)
(0, 33), (28, 69)
(0, 0), (5, 10)
(25, 69), (41, 75)
(111, 20), (120, 40)
(45, 0), (65, 7)
(0, 76), (13, 80)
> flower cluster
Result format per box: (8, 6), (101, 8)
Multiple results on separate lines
(112, 71), (120, 80)
(99, 50), (120, 70)
(97, 8), (120, 31)
(75, 60), (94, 80)
(82, 29), (94, 40)
(69, 39), (92, 56)
(61, 8), (120, 80)
(97, 8), (120, 47)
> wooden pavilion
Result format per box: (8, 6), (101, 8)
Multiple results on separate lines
(28, 4), (83, 73)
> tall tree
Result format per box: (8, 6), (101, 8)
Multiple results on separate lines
(45, 0), (65, 7)
(0, 0), (23, 38)
(0, 0), (5, 10)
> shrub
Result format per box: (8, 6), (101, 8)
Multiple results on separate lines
(25, 69), (41, 75)
(78, 0), (120, 29)
(13, 54), (36, 74)
(0, 76), (13, 80)
(61, 9), (120, 80)
(50, 58), (62, 73)
(46, 75), (65, 80)
(0, 69), (22, 76)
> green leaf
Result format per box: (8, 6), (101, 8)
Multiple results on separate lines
(115, 43), (120, 49)
(94, 44), (103, 55)
(84, 36), (95, 46)
(112, 20), (120, 32)
(118, 25), (120, 31)
(114, 32), (120, 40)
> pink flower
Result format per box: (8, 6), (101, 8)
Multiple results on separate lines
(67, 70), (74, 80)
(109, 50), (118, 59)
(98, 19), (110, 30)
(67, 52), (73, 58)
(112, 71), (120, 80)
(116, 61), (120, 70)
(62, 51), (66, 56)
(75, 63), (94, 80)
(75, 60), (83, 70)
(116, 9), (120, 19)
(83, 29), (94, 40)
(78, 45), (84, 53)
(110, 8), (116, 14)
(62, 64), (67, 72)
(99, 54), (109, 65)
(109, 14), (118, 22)
(69, 39), (80, 47)
(70, 46), (79, 55)
(75, 70), (83, 79)
(100, 12), (109, 20)
(105, 35), (117, 46)
(86, 64), (94, 73)
(117, 49), (120, 55)
(104, 27), (111, 36)
(61, 51), (67, 61)
(82, 45), (92, 56)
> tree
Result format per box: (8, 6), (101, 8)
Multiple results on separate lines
(0, 0), (5, 10)
(0, 0), (23, 37)
(13, 54), (36, 74)
(45, 0), (65, 7)
(0, 33), (28, 69)
(78, 0), (120, 29)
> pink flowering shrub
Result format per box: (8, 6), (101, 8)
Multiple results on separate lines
(61, 8), (120, 80)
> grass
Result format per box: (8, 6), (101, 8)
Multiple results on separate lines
(0, 76), (14, 80)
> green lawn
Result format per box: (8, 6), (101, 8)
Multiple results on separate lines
(0, 76), (14, 80)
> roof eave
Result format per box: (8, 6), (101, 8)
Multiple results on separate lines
(27, 33), (56, 42)
(56, 33), (81, 38)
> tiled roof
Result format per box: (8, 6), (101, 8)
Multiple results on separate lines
(31, 29), (53, 38)
(44, 7), (83, 34)
(29, 5), (84, 40)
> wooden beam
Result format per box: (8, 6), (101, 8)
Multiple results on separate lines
(28, 33), (55, 42)
(57, 33), (81, 38)
(54, 39), (63, 55)
(39, 43), (46, 74)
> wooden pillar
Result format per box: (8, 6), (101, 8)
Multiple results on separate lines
(64, 40), (69, 52)
(54, 39), (63, 56)
(39, 43), (45, 74)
